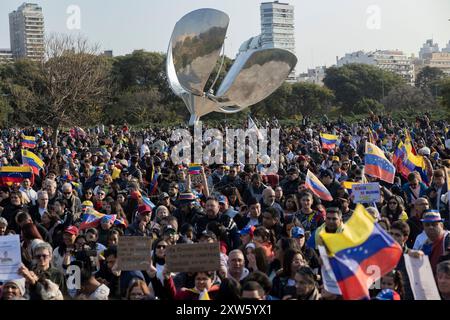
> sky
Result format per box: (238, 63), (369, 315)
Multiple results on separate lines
(1, 0), (450, 73)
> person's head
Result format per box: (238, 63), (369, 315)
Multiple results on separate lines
(295, 266), (318, 298)
(74, 235), (88, 251)
(386, 195), (403, 213)
(0, 217), (8, 235)
(320, 170), (334, 186)
(16, 211), (32, 228)
(33, 242), (53, 270)
(84, 188), (94, 199)
(251, 173), (262, 188)
(380, 270), (404, 298)
(1, 278), (25, 300)
(62, 183), (73, 199)
(168, 183), (179, 197)
(325, 207), (342, 232)
(413, 197), (429, 217)
(248, 198), (261, 219)
(407, 172), (419, 188)
(241, 281), (265, 300)
(107, 229), (122, 247)
(22, 178), (32, 189)
(287, 167), (299, 181)
(37, 190), (49, 209)
(217, 278), (241, 301)
(284, 194), (298, 211)
(126, 279), (152, 300)
(155, 205), (170, 222)
(44, 179), (57, 196)
(51, 198), (66, 216)
(137, 204), (152, 223)
(158, 192), (170, 206)
(239, 226), (255, 246)
(100, 215), (114, 230)
(253, 226), (271, 246)
(283, 249), (306, 277)
(228, 249), (245, 274)
(194, 271), (216, 292)
(299, 192), (313, 210)
(390, 221), (410, 247)
(153, 238), (168, 259)
(217, 195), (229, 213)
(421, 210), (445, 242)
(275, 186), (283, 201)
(85, 228), (99, 243)
(275, 238), (301, 262)
(262, 187), (276, 206)
(205, 197), (220, 219)
(9, 191), (22, 206)
(291, 226), (306, 248)
(433, 170), (445, 188)
(262, 207), (278, 229)
(437, 261), (450, 299)
(104, 247), (117, 271)
(63, 226), (78, 246)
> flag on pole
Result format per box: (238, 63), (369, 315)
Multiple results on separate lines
(21, 149), (45, 175)
(188, 163), (202, 175)
(305, 170), (333, 201)
(320, 204), (402, 300)
(364, 142), (396, 184)
(320, 133), (339, 150)
(0, 166), (34, 186)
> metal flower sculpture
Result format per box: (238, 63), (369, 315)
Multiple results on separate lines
(167, 8), (297, 125)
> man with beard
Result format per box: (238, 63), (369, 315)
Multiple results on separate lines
(61, 183), (82, 221)
(260, 187), (284, 223)
(307, 207), (344, 250)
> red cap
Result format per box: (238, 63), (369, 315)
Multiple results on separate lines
(138, 204), (152, 215)
(64, 226), (79, 236)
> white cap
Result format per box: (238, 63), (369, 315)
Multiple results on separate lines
(418, 147), (431, 156)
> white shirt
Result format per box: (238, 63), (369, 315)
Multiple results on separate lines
(20, 187), (38, 206)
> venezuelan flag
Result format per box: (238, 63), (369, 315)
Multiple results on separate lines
(320, 133), (338, 150)
(403, 145), (428, 184)
(21, 149), (45, 175)
(148, 171), (159, 195)
(320, 205), (402, 300)
(188, 163), (202, 175)
(80, 208), (127, 230)
(341, 181), (360, 193)
(0, 166), (34, 186)
(364, 142), (395, 184)
(22, 136), (37, 149)
(305, 170), (333, 201)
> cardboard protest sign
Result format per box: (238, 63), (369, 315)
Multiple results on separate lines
(404, 254), (441, 300)
(165, 242), (220, 273)
(352, 182), (381, 204)
(0, 235), (22, 281)
(117, 236), (153, 271)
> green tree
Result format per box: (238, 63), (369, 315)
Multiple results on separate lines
(382, 85), (436, 113)
(440, 78), (450, 116)
(288, 82), (335, 117)
(354, 98), (384, 114)
(415, 66), (445, 91)
(323, 64), (404, 113)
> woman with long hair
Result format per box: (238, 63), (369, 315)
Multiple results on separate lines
(271, 249), (307, 299)
(228, 187), (245, 211)
(296, 191), (325, 232)
(282, 194), (300, 219)
(21, 222), (44, 267)
(381, 195), (408, 224)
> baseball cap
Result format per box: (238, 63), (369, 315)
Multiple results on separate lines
(375, 289), (401, 300)
(159, 192), (170, 201)
(291, 226), (305, 239)
(64, 226), (79, 236)
(421, 209), (444, 223)
(163, 225), (177, 234)
(217, 195), (228, 205)
(138, 204), (152, 215)
(239, 225), (256, 237)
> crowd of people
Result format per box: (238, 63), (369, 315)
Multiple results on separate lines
(0, 112), (449, 300)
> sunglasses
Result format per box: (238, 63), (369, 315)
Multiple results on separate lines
(34, 254), (49, 259)
(63, 192), (72, 195)
(157, 245), (167, 249)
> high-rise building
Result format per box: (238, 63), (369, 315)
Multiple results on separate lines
(260, 1), (296, 81)
(9, 3), (45, 61)
(419, 39), (440, 59)
(0, 49), (13, 64)
(443, 41), (450, 53)
(337, 50), (415, 86)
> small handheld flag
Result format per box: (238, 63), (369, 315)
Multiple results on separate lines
(305, 170), (333, 201)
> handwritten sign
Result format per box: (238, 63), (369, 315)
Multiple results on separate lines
(404, 254), (441, 300)
(117, 236), (153, 271)
(166, 242), (220, 273)
(0, 235), (22, 281)
(352, 183), (381, 204)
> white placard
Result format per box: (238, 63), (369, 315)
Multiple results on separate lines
(0, 235), (22, 281)
(318, 245), (342, 295)
(352, 183), (381, 204)
(404, 254), (441, 300)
